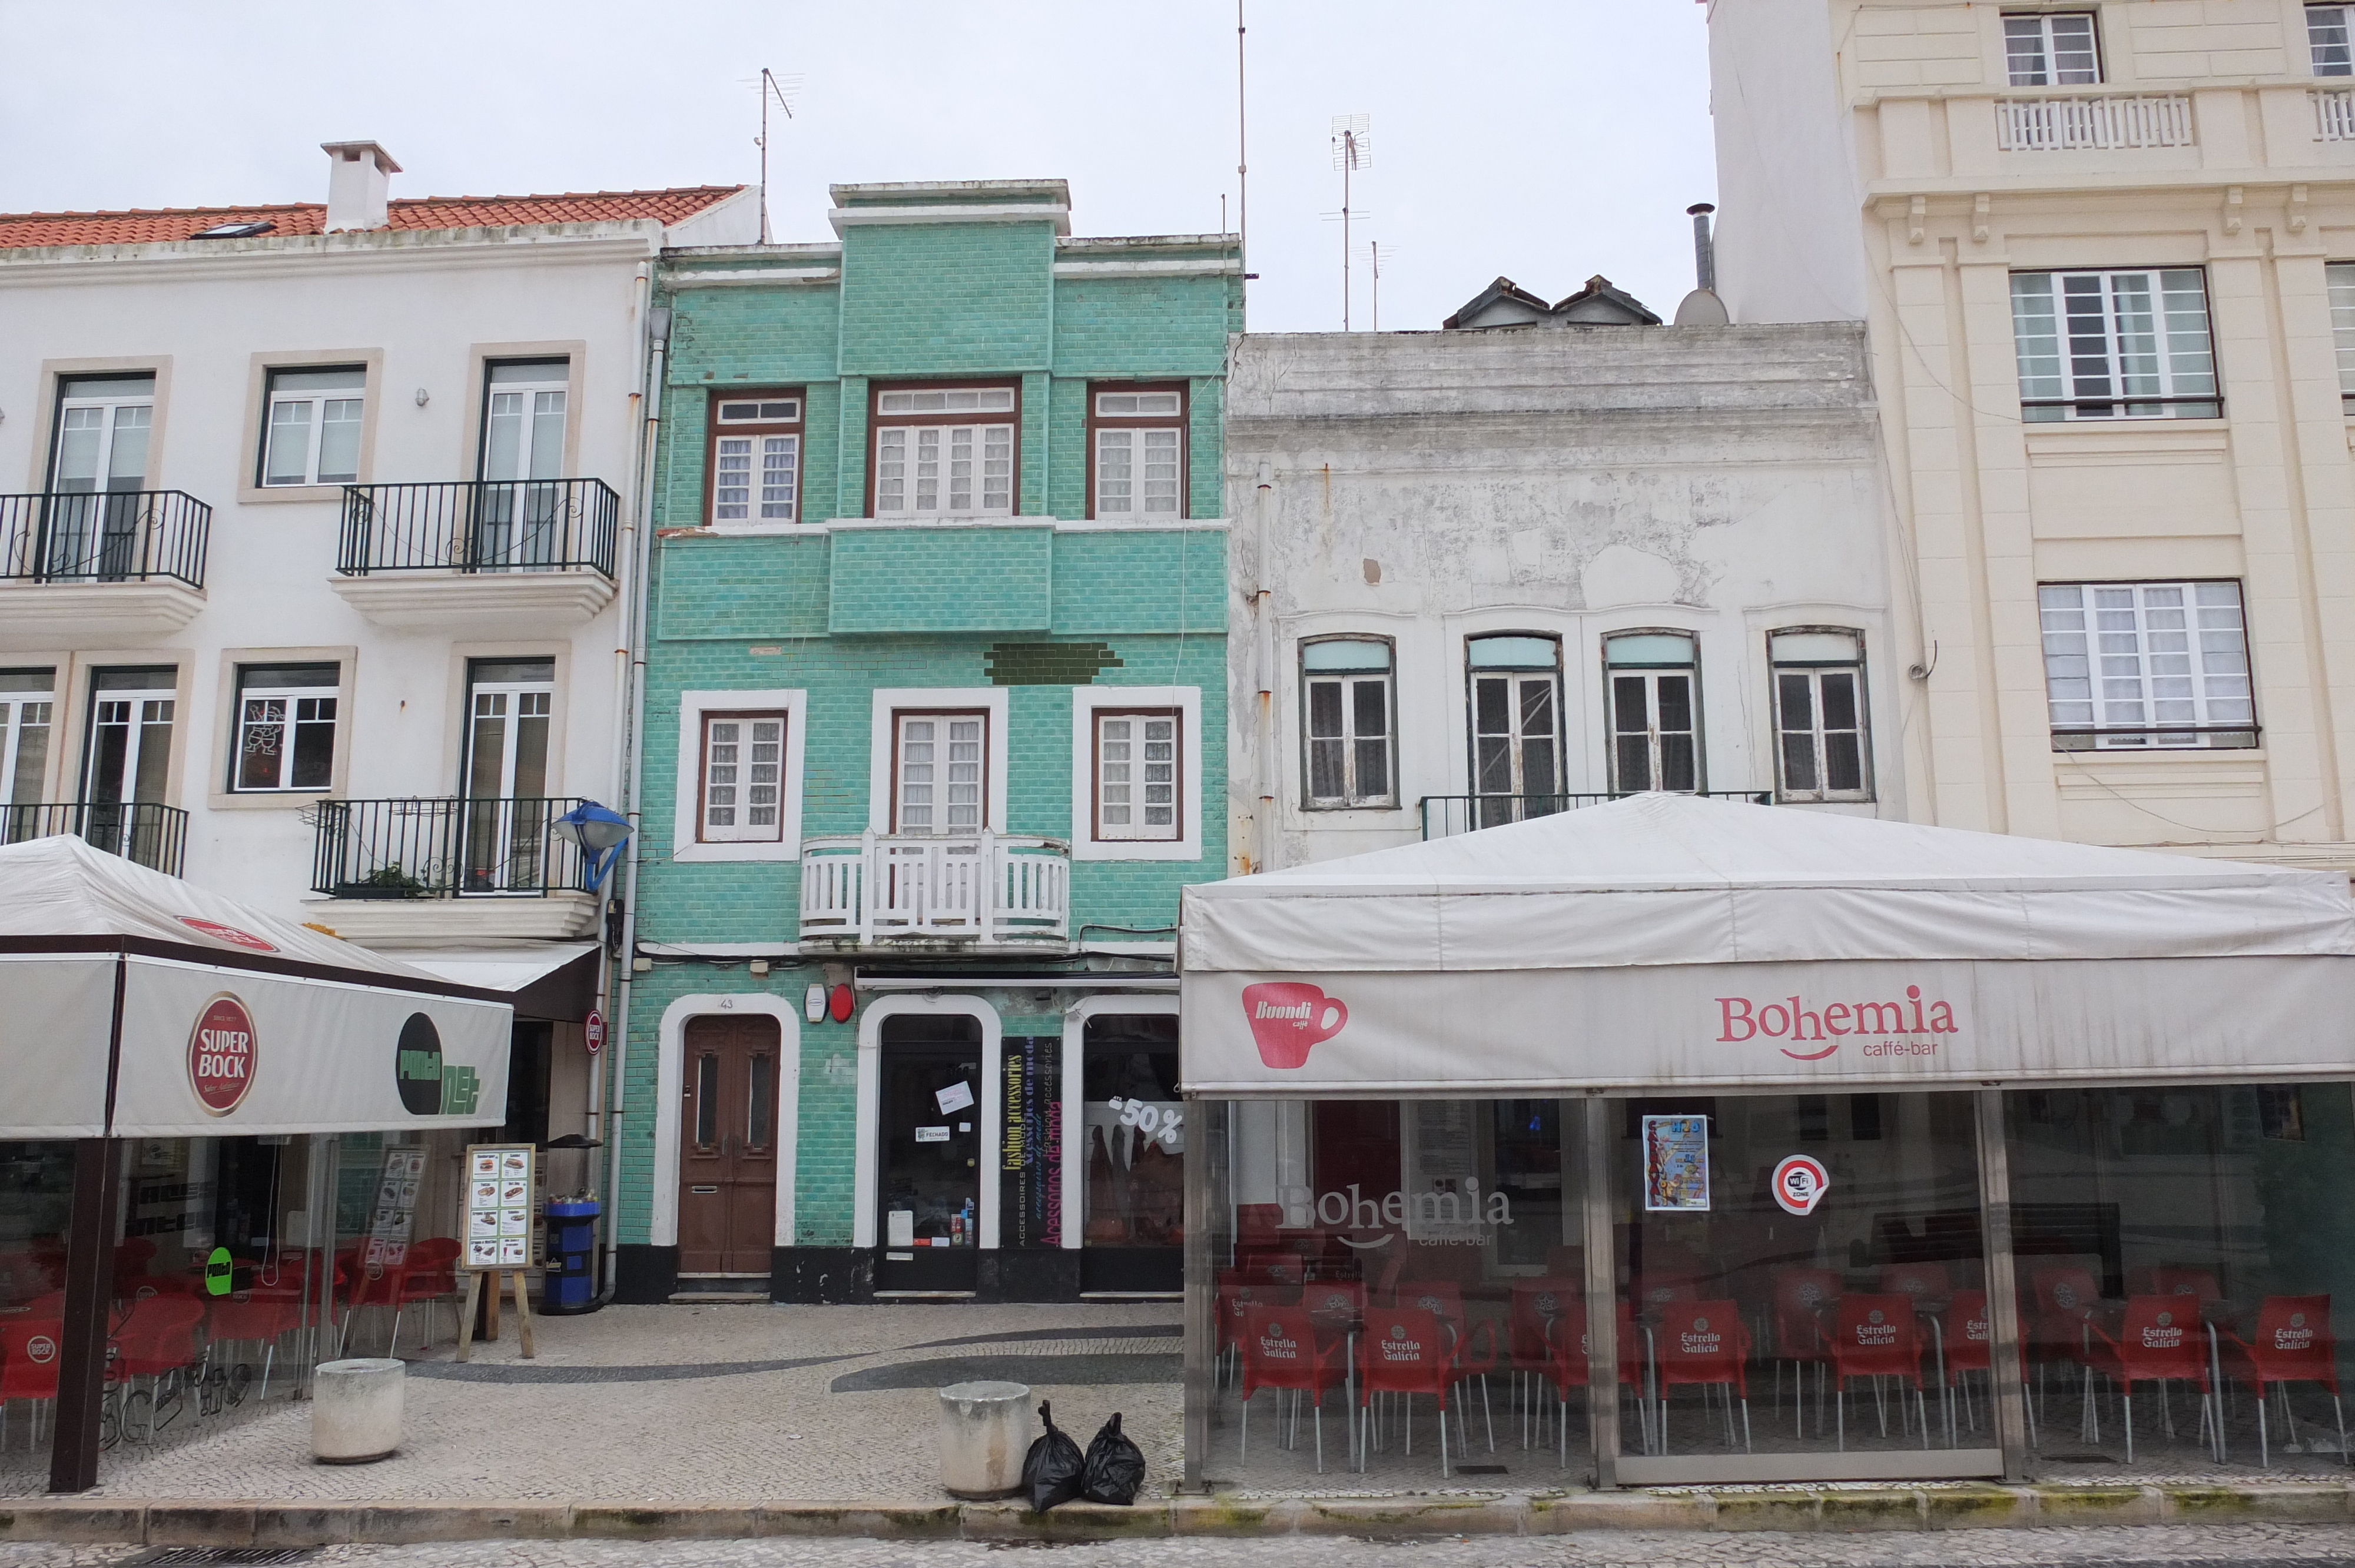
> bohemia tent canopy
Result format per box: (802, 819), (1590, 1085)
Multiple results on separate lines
(0, 834), (512, 1138)
(1179, 794), (2355, 1097)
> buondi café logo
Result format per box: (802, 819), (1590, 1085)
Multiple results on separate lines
(395, 1012), (481, 1117)
(1718, 984), (1959, 1062)
(188, 993), (257, 1115)
(1242, 982), (1349, 1069)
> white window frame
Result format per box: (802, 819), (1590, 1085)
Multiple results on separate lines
(1072, 685), (1203, 862)
(479, 360), (570, 485)
(51, 378), (155, 496)
(2004, 11), (2101, 86)
(867, 688), (1009, 835)
(1301, 639), (1398, 810)
(230, 665), (340, 794)
(2327, 261), (2355, 407)
(1767, 630), (1873, 803)
(1603, 632), (1704, 795)
(2312, 4), (2353, 76)
(0, 673), (55, 812)
(261, 366), (367, 487)
(1090, 387), (1186, 520)
(2010, 268), (2219, 421)
(872, 386), (1017, 519)
(711, 394), (802, 527)
(891, 710), (989, 833)
(672, 689), (807, 863)
(697, 711), (789, 843)
(2036, 581), (2257, 750)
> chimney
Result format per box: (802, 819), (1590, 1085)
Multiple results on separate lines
(1687, 202), (1717, 292)
(321, 141), (401, 232)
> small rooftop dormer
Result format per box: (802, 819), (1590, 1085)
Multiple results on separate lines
(1443, 273), (1660, 330)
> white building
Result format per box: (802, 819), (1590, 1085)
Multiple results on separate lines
(0, 142), (755, 1145)
(1222, 304), (1901, 875)
(1708, 0), (2355, 868)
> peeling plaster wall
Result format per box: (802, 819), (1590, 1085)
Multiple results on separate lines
(1223, 322), (1902, 870)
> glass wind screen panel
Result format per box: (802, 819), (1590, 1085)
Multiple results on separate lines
(2005, 12), (2101, 85)
(1776, 667), (1867, 798)
(263, 367), (366, 486)
(1097, 712), (1179, 841)
(2038, 582), (2254, 748)
(2313, 5), (2353, 74)
(701, 714), (785, 842)
(874, 425), (1014, 516)
(1095, 427), (1181, 516)
(877, 388), (1014, 414)
(1095, 391), (1183, 416)
(2006, 1084), (2355, 1477)
(2012, 270), (2218, 420)
(713, 434), (798, 523)
(897, 713), (985, 832)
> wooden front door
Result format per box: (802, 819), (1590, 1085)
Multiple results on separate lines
(677, 1015), (780, 1276)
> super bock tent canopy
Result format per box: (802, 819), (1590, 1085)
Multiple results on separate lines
(1178, 793), (2355, 1096)
(0, 834), (512, 1138)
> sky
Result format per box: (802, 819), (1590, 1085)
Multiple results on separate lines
(0, 2), (1719, 335)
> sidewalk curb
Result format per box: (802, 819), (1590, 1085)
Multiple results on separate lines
(2, 1483), (2352, 1545)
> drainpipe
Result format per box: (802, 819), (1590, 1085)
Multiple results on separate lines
(1252, 461), (1276, 874)
(598, 298), (669, 1305)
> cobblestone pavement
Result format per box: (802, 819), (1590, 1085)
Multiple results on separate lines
(7, 1522), (2355, 1566)
(0, 1302), (1183, 1501)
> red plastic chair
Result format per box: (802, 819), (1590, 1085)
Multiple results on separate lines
(1652, 1298), (1753, 1454)
(1770, 1267), (1842, 1437)
(0, 1317), (64, 1452)
(2151, 1267), (2223, 1305)
(1829, 1293), (1931, 1450)
(206, 1291), (303, 1403)
(1238, 1304), (1351, 1472)
(2026, 1263), (2101, 1418)
(390, 1238), (461, 1355)
(1391, 1280), (1465, 1331)
(1935, 1290), (2038, 1449)
(2081, 1294), (2218, 1463)
(110, 1295), (204, 1442)
(1508, 1278), (1580, 1450)
(1356, 1307), (1471, 1477)
(1879, 1262), (1951, 1303)
(1216, 1270), (1299, 1389)
(2220, 1294), (2346, 1469)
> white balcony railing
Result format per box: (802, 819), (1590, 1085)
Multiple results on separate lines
(799, 830), (1070, 945)
(2315, 89), (2355, 141)
(1997, 95), (2193, 151)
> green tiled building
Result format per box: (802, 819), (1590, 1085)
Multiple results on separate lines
(615, 181), (1236, 1304)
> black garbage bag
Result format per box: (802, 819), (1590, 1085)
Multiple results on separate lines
(1021, 1400), (1086, 1513)
(1080, 1411), (1147, 1506)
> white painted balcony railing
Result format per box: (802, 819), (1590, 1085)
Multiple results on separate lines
(1997, 95), (2193, 151)
(799, 830), (1071, 945)
(2315, 89), (2355, 141)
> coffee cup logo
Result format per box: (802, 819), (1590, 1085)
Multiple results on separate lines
(1242, 982), (1348, 1069)
(396, 1013), (445, 1115)
(188, 993), (257, 1115)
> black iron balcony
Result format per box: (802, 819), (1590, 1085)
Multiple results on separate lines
(0, 802), (188, 876)
(337, 480), (619, 579)
(0, 491), (210, 589)
(310, 796), (592, 899)
(1419, 790), (1772, 841)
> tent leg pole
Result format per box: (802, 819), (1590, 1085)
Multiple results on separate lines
(49, 1137), (122, 1494)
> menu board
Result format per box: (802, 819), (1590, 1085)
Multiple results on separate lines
(1643, 1114), (1711, 1212)
(362, 1145), (427, 1278)
(463, 1143), (539, 1270)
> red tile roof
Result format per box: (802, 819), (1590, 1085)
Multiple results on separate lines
(0, 187), (746, 249)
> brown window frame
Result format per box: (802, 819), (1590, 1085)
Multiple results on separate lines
(696, 709), (789, 843)
(1084, 381), (1189, 521)
(890, 708), (991, 834)
(705, 389), (805, 526)
(1091, 706), (1183, 842)
(865, 380), (1021, 520)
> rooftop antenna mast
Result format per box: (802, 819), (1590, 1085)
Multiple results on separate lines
(1354, 240), (1394, 331)
(1236, 1), (1250, 327)
(1331, 115), (1371, 330)
(753, 68), (801, 245)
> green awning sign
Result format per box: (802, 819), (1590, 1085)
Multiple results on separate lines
(205, 1246), (233, 1297)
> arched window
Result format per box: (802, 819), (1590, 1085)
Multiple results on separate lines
(1301, 637), (1395, 809)
(1603, 632), (1700, 793)
(1466, 634), (1563, 828)
(1769, 629), (1872, 801)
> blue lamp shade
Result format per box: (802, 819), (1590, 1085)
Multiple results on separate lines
(552, 800), (633, 887)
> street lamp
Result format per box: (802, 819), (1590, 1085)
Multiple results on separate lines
(551, 800), (632, 888)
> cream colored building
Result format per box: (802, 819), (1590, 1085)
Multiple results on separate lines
(1709, 0), (2355, 866)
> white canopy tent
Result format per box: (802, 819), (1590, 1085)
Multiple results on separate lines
(1179, 795), (2355, 1095)
(0, 835), (512, 1137)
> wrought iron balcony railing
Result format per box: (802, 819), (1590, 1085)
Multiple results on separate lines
(0, 491), (210, 589)
(800, 831), (1071, 945)
(0, 802), (188, 876)
(309, 796), (592, 899)
(1419, 790), (1772, 841)
(337, 480), (619, 579)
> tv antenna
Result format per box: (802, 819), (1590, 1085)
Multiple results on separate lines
(746, 68), (802, 244)
(1354, 240), (1394, 331)
(1331, 115), (1371, 330)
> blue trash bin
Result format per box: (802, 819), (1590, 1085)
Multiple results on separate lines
(541, 1198), (601, 1314)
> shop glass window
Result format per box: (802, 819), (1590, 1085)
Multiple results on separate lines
(1081, 1016), (1185, 1293)
(894, 711), (986, 833)
(1467, 635), (1564, 829)
(1095, 710), (1180, 842)
(2005, 12), (2101, 85)
(1604, 633), (1700, 793)
(1092, 388), (1185, 519)
(2011, 270), (2219, 421)
(2037, 582), (2256, 749)
(0, 669), (54, 832)
(1770, 630), (1871, 801)
(710, 393), (801, 524)
(698, 712), (785, 843)
(261, 366), (365, 486)
(2327, 263), (2355, 411)
(232, 663), (338, 793)
(1302, 639), (1395, 809)
(2312, 5), (2353, 75)
(873, 386), (1016, 518)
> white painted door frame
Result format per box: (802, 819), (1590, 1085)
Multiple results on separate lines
(1060, 994), (1182, 1252)
(650, 993), (801, 1250)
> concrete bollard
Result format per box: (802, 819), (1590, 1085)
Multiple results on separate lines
(312, 1357), (406, 1464)
(936, 1379), (1031, 1499)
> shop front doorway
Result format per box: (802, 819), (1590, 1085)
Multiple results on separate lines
(877, 1014), (983, 1294)
(677, 1014), (780, 1277)
(1079, 1014), (1184, 1294)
